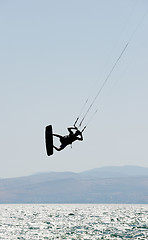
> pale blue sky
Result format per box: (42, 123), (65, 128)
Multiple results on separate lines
(0, 0), (148, 178)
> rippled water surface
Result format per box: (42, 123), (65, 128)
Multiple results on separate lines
(0, 204), (148, 239)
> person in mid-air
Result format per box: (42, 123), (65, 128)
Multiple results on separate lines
(53, 126), (83, 151)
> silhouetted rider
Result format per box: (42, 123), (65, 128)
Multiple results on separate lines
(53, 126), (83, 151)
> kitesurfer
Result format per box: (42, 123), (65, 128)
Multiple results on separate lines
(53, 126), (83, 151)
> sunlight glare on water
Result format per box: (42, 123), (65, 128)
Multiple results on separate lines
(0, 204), (148, 239)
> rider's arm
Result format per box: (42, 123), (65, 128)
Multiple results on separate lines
(76, 132), (83, 141)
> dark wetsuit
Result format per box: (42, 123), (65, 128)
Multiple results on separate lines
(53, 127), (83, 151)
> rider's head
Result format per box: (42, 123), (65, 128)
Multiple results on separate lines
(75, 130), (81, 136)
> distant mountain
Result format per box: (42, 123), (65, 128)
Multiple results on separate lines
(80, 165), (148, 178)
(0, 166), (148, 204)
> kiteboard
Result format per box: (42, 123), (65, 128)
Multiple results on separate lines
(45, 125), (53, 156)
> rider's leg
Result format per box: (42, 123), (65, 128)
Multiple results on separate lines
(53, 145), (61, 151)
(53, 144), (66, 151)
(53, 134), (62, 138)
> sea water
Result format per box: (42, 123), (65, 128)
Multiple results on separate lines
(0, 204), (148, 239)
